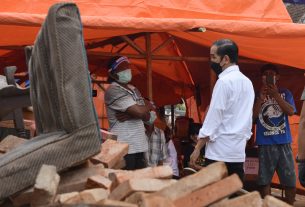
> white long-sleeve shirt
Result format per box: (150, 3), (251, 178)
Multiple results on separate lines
(199, 65), (254, 162)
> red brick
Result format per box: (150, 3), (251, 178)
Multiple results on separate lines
(31, 165), (60, 207)
(109, 165), (173, 190)
(86, 175), (112, 189)
(263, 195), (292, 207)
(91, 139), (128, 168)
(210, 191), (262, 207)
(151, 162), (227, 200)
(174, 174), (242, 207)
(109, 178), (176, 201)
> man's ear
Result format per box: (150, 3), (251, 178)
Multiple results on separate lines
(221, 55), (229, 66)
(224, 55), (231, 64)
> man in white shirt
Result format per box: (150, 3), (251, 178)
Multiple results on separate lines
(190, 39), (255, 181)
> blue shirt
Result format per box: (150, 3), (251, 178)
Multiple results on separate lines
(256, 88), (296, 145)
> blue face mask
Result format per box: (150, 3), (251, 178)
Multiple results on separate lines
(117, 69), (132, 84)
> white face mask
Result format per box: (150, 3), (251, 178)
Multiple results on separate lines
(117, 69), (132, 84)
(145, 111), (157, 125)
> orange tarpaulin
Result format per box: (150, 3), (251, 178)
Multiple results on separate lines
(0, 0), (305, 191)
(0, 0), (304, 107)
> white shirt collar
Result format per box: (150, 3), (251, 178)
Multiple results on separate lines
(219, 64), (239, 78)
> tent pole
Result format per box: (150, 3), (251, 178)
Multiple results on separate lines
(171, 105), (175, 133)
(146, 32), (153, 100)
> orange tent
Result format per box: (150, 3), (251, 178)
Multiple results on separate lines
(1, 0), (305, 192)
(1, 0), (305, 109)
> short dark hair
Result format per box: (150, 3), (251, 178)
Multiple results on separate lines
(212, 39), (239, 63)
(260, 64), (279, 75)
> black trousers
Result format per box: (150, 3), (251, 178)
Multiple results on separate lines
(205, 158), (244, 182)
(124, 152), (147, 170)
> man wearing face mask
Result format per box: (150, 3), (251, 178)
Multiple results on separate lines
(253, 64), (296, 205)
(104, 56), (156, 170)
(190, 39), (255, 182)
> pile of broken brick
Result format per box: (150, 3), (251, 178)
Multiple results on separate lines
(0, 135), (292, 207)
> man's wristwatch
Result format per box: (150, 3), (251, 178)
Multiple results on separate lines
(296, 155), (305, 163)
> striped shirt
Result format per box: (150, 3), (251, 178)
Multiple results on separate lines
(104, 82), (148, 154)
(145, 127), (168, 167)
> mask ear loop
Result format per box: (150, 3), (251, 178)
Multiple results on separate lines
(219, 55), (225, 68)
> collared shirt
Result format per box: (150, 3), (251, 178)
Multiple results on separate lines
(104, 82), (148, 154)
(198, 65), (255, 162)
(301, 87), (305, 101)
(145, 127), (168, 167)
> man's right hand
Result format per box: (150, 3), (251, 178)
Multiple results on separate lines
(190, 148), (201, 169)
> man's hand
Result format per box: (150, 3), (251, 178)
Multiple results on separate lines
(144, 99), (156, 111)
(116, 111), (133, 122)
(190, 137), (208, 170)
(190, 148), (201, 169)
(267, 84), (278, 98)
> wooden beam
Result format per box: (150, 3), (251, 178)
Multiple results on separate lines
(121, 35), (145, 55)
(86, 33), (146, 50)
(88, 51), (206, 62)
(88, 51), (260, 64)
(88, 51), (145, 59)
(152, 37), (174, 54)
(0, 45), (26, 50)
(146, 33), (153, 100)
(152, 55), (208, 61)
(116, 43), (129, 53)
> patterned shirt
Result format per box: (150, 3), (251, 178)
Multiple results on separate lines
(104, 82), (148, 154)
(145, 127), (168, 166)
